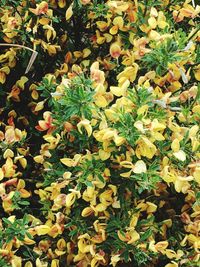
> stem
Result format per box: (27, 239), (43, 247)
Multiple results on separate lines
(187, 25), (200, 42)
(0, 43), (38, 74)
(143, 0), (148, 17)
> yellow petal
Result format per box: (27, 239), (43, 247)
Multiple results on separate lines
(51, 259), (59, 267)
(16, 76), (28, 90)
(173, 150), (186, 161)
(155, 241), (169, 253)
(189, 125), (199, 138)
(146, 202), (157, 213)
(194, 66), (200, 81)
(171, 139), (180, 152)
(99, 149), (111, 161)
(110, 43), (121, 58)
(165, 249), (177, 259)
(81, 207), (94, 217)
(58, 0), (66, 8)
(110, 86), (124, 97)
(35, 225), (51, 236)
(127, 230), (140, 244)
(133, 160), (147, 174)
(95, 203), (107, 212)
(120, 161), (133, 169)
(24, 262), (33, 267)
(0, 168), (4, 181)
(109, 25), (118, 35)
(60, 158), (74, 167)
(120, 170), (132, 177)
(137, 104), (148, 115)
(24, 236), (35, 245)
(95, 95), (108, 107)
(3, 149), (14, 158)
(148, 17), (157, 29)
(65, 4), (73, 20)
(153, 132), (165, 141)
(113, 16), (124, 28)
(19, 158), (27, 169)
(165, 262), (178, 267)
(193, 168), (200, 184)
(77, 119), (92, 137)
(66, 193), (76, 207)
(35, 101), (45, 112)
(34, 155), (44, 164)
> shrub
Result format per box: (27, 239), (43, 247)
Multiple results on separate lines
(0, 0), (199, 267)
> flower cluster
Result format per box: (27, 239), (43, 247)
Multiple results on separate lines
(0, 0), (200, 267)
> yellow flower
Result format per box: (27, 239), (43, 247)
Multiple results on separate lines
(174, 176), (193, 193)
(161, 166), (177, 184)
(136, 136), (157, 159)
(2, 157), (16, 178)
(155, 241), (169, 253)
(110, 254), (121, 267)
(11, 256), (22, 267)
(110, 79), (130, 97)
(117, 64), (139, 82)
(48, 223), (63, 238)
(77, 119), (92, 137)
(171, 138), (180, 152)
(127, 230), (140, 244)
(146, 202), (157, 213)
(60, 154), (82, 167)
(35, 225), (51, 236)
(43, 133), (60, 149)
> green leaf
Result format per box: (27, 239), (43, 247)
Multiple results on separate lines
(140, 228), (152, 241)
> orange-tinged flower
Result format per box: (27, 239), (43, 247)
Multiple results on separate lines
(80, 0), (91, 5)
(48, 223), (63, 238)
(29, 1), (49, 16)
(110, 43), (121, 59)
(0, 66), (10, 84)
(35, 111), (55, 133)
(90, 61), (105, 86)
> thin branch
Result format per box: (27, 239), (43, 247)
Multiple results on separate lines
(0, 43), (38, 74)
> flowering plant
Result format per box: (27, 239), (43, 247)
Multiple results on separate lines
(0, 0), (199, 266)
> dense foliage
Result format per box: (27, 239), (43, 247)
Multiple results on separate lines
(0, 0), (200, 266)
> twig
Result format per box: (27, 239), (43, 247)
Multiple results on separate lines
(0, 43), (38, 74)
